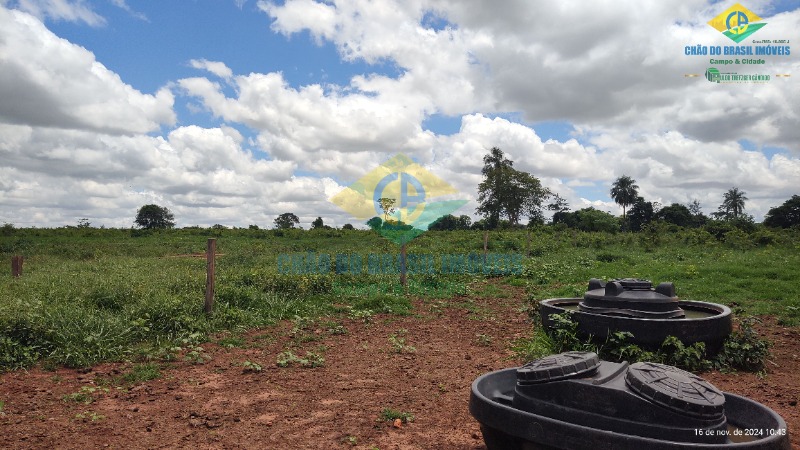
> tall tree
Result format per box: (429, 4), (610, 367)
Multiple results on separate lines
(764, 195), (800, 228)
(476, 147), (550, 227)
(687, 199), (703, 216)
(311, 217), (324, 229)
(547, 193), (570, 213)
(273, 212), (300, 229)
(377, 197), (396, 222)
(134, 204), (175, 229)
(504, 170), (549, 226)
(476, 147), (513, 228)
(686, 199), (708, 227)
(715, 187), (748, 220)
(658, 203), (693, 228)
(610, 175), (639, 220)
(627, 197), (657, 231)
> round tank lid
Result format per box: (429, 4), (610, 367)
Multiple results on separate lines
(625, 362), (725, 419)
(585, 278), (678, 302)
(517, 351), (600, 384)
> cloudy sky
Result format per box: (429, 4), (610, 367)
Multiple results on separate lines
(0, 0), (798, 228)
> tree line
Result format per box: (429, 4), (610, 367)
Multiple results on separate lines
(127, 147), (799, 232)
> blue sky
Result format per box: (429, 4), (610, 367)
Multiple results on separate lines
(0, 0), (798, 228)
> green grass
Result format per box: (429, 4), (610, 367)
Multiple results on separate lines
(0, 226), (798, 371)
(121, 363), (161, 384)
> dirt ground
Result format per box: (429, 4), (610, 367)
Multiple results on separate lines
(0, 292), (797, 450)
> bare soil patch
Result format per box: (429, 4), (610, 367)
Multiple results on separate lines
(1, 294), (797, 449)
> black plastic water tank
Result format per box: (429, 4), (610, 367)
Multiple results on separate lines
(513, 352), (727, 444)
(579, 278), (685, 318)
(470, 352), (791, 449)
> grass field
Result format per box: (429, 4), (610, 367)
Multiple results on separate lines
(1, 225), (799, 370)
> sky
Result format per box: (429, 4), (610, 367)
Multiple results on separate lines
(0, 0), (798, 229)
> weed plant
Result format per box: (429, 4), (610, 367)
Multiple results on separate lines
(519, 312), (771, 373)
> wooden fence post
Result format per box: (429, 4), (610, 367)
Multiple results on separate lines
(204, 239), (216, 314)
(483, 231), (489, 265)
(399, 242), (407, 287)
(11, 255), (23, 278)
(526, 230), (531, 258)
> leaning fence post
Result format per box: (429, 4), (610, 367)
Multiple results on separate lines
(11, 255), (23, 278)
(204, 239), (216, 314)
(483, 231), (489, 265)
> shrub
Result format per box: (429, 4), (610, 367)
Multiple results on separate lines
(713, 317), (771, 373)
(536, 312), (767, 373)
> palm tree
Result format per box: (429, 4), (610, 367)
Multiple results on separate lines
(610, 175), (639, 219)
(720, 187), (748, 220)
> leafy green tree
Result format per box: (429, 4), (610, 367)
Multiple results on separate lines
(553, 208), (619, 232)
(574, 208), (620, 232)
(713, 187), (748, 220)
(470, 218), (488, 230)
(378, 197), (396, 222)
(658, 203), (693, 228)
(547, 193), (569, 213)
(273, 212), (300, 230)
(134, 204), (175, 229)
(476, 147), (550, 228)
(457, 215), (472, 230)
(311, 217), (324, 229)
(610, 175), (639, 220)
(687, 199), (702, 215)
(342, 224), (355, 230)
(1, 223), (14, 236)
(366, 217), (382, 230)
(551, 210), (573, 227)
(476, 147), (512, 228)
(764, 195), (800, 228)
(627, 197), (657, 231)
(428, 214), (472, 231)
(686, 200), (708, 227)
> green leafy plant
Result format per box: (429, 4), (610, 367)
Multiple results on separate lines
(62, 386), (109, 404)
(475, 333), (492, 346)
(713, 316), (771, 373)
(388, 329), (416, 354)
(533, 312), (767, 373)
(379, 408), (414, 424)
(184, 345), (211, 364)
(74, 410), (105, 422)
(326, 323), (348, 335)
(276, 350), (325, 368)
(348, 309), (374, 323)
(217, 336), (246, 349)
(242, 360), (263, 373)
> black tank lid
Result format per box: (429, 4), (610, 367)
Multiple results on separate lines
(516, 351), (600, 384)
(585, 278), (678, 303)
(625, 362), (725, 419)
